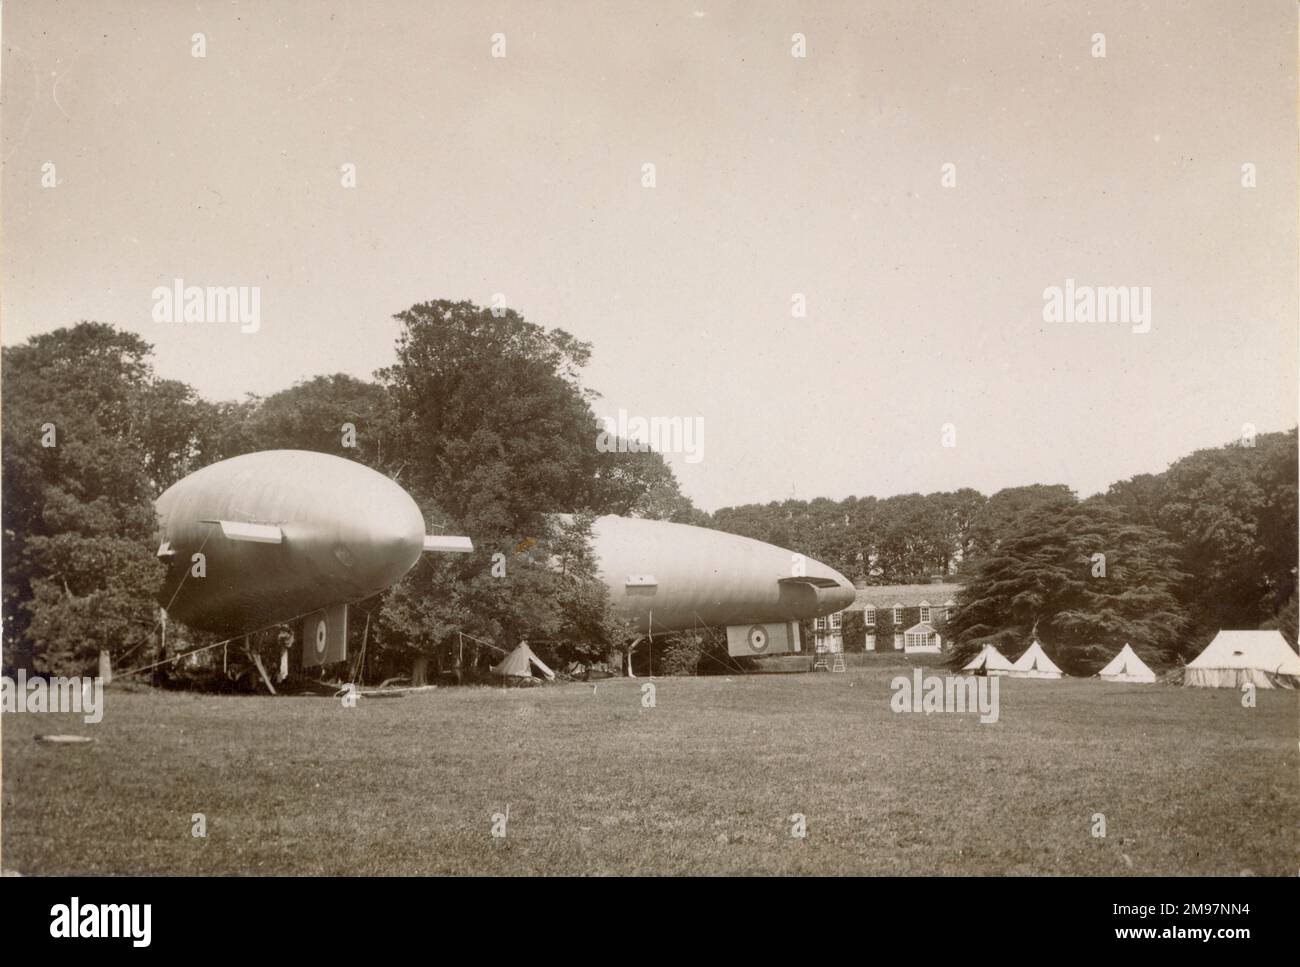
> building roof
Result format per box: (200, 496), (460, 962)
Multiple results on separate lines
(903, 621), (937, 634)
(845, 583), (962, 612)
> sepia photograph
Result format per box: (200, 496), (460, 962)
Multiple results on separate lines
(0, 0), (1297, 935)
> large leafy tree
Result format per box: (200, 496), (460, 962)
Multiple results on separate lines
(378, 301), (599, 534)
(1101, 429), (1297, 647)
(946, 498), (1189, 672)
(243, 374), (394, 469)
(962, 484), (1075, 565)
(1, 323), (187, 674)
(370, 301), (685, 678)
(589, 444), (704, 523)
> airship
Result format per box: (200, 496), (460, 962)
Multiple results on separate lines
(156, 449), (854, 673)
(579, 515), (856, 661)
(154, 449), (472, 668)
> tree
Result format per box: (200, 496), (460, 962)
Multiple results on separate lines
(370, 301), (667, 679)
(588, 442), (703, 522)
(1260, 590), (1297, 648)
(706, 490), (989, 585)
(1, 323), (179, 674)
(947, 498), (1188, 672)
(962, 484), (1075, 567)
(1100, 429), (1298, 649)
(244, 374), (394, 469)
(378, 301), (600, 535)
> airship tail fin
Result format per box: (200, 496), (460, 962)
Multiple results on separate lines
(423, 535), (474, 553)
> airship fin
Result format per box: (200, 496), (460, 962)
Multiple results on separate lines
(423, 535), (474, 553)
(201, 519), (284, 544)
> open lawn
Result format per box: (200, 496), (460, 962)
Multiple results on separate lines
(3, 657), (1297, 875)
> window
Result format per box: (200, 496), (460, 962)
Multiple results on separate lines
(865, 607), (876, 627)
(814, 617), (827, 632)
(830, 611), (842, 630)
(944, 599), (955, 621)
(919, 606), (931, 623)
(865, 634), (876, 651)
(893, 633), (903, 650)
(905, 629), (937, 650)
(892, 605), (903, 625)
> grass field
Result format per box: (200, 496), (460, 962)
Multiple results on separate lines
(3, 656), (1297, 875)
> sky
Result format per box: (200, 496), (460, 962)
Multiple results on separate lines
(3, 0), (1296, 512)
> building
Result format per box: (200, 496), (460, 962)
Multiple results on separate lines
(811, 609), (844, 653)
(839, 582), (962, 653)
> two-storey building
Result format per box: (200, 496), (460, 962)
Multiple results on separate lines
(832, 582), (961, 653)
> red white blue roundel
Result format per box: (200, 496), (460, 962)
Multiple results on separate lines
(313, 616), (328, 656)
(747, 625), (769, 653)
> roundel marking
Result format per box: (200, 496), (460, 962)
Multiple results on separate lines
(747, 624), (769, 653)
(314, 617), (328, 655)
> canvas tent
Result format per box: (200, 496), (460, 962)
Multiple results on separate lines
(1008, 640), (1063, 679)
(491, 641), (556, 681)
(962, 643), (1015, 676)
(1096, 643), (1156, 684)
(1184, 630), (1300, 689)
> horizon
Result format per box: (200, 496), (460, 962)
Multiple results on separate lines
(9, 315), (1292, 513)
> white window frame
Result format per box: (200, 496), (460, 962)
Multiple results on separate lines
(919, 606), (931, 623)
(830, 611), (842, 630)
(892, 605), (903, 625)
(865, 607), (875, 627)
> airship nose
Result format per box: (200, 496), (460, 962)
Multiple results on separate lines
(808, 561), (858, 614)
(825, 575), (858, 613)
(343, 477), (426, 588)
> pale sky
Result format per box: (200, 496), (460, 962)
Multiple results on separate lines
(3, 1), (1296, 512)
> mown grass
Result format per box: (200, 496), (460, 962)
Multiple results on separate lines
(3, 660), (1296, 875)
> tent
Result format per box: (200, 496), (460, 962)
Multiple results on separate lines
(1184, 630), (1300, 689)
(962, 643), (1015, 676)
(1096, 643), (1156, 684)
(491, 641), (556, 681)
(1008, 640), (1063, 679)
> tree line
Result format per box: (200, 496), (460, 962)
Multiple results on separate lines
(709, 434), (1297, 670)
(2, 305), (698, 686)
(3, 306), (1295, 683)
